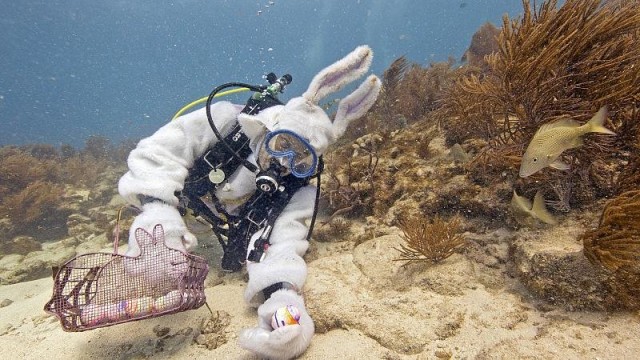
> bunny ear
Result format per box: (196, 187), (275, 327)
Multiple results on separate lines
(303, 45), (374, 105)
(333, 74), (381, 139)
(134, 227), (153, 254)
(152, 224), (164, 245)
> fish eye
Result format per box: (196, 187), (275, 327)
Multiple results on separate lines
(532, 157), (538, 162)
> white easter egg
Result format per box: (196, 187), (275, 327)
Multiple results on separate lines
(153, 290), (182, 312)
(271, 305), (301, 329)
(137, 296), (154, 316)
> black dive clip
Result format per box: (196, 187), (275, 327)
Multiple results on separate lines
(247, 224), (273, 262)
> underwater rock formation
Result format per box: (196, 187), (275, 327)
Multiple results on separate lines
(0, 236), (42, 256)
(508, 219), (620, 311)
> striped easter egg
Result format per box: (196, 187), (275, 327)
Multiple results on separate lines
(270, 305), (301, 329)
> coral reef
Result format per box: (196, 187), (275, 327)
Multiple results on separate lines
(0, 140), (131, 284)
(581, 190), (640, 272)
(394, 216), (465, 265)
(316, 0), (640, 313)
(322, 133), (382, 219)
(440, 0), (640, 208)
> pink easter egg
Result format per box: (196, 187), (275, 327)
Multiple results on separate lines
(80, 304), (107, 326)
(124, 298), (138, 316)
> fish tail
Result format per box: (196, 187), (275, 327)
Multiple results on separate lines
(532, 191), (557, 225)
(586, 106), (616, 135)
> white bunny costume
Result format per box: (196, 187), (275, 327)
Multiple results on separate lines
(118, 45), (381, 359)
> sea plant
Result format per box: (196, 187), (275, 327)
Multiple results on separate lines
(581, 190), (640, 273)
(0, 180), (69, 239)
(461, 21), (501, 72)
(580, 189), (640, 309)
(439, 0), (640, 208)
(394, 215), (466, 265)
(0, 140), (130, 240)
(0, 148), (57, 196)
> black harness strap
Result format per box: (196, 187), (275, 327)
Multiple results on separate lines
(179, 122), (323, 272)
(218, 174), (310, 272)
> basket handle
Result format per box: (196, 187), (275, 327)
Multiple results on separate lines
(112, 205), (141, 254)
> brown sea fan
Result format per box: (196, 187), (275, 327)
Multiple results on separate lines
(581, 190), (640, 272)
(394, 216), (466, 265)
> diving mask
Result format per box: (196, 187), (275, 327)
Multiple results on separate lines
(258, 129), (318, 178)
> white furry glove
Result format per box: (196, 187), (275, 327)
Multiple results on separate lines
(239, 289), (315, 360)
(123, 202), (198, 283)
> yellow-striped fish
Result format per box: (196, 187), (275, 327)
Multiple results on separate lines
(519, 106), (615, 177)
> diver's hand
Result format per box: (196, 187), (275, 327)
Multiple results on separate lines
(125, 202), (197, 257)
(123, 202), (197, 283)
(239, 289), (314, 360)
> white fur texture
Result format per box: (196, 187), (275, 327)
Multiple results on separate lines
(239, 289), (314, 360)
(118, 101), (243, 206)
(303, 45), (373, 104)
(333, 74), (382, 139)
(123, 203), (196, 285)
(244, 186), (316, 306)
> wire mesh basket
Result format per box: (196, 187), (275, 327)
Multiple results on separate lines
(44, 224), (209, 332)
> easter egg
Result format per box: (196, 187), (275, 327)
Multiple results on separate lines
(124, 297), (154, 317)
(153, 290), (182, 312)
(137, 297), (154, 316)
(123, 299), (138, 316)
(80, 304), (107, 326)
(271, 305), (301, 329)
(105, 303), (126, 322)
(116, 299), (129, 317)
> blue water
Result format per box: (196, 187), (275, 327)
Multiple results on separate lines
(0, 0), (525, 148)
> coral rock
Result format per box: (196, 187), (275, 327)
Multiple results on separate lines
(508, 221), (622, 311)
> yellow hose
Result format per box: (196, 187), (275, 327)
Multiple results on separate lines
(171, 87), (250, 120)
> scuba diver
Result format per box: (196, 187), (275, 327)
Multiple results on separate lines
(118, 45), (381, 359)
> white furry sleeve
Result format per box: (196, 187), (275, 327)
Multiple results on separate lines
(244, 185), (317, 306)
(118, 101), (242, 206)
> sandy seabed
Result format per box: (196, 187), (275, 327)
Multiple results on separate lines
(1, 223), (639, 360)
